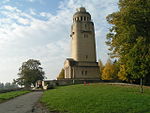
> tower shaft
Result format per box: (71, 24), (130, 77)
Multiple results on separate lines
(71, 8), (96, 62)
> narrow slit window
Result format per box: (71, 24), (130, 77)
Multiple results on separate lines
(81, 71), (84, 75)
(86, 55), (88, 59)
(85, 71), (87, 75)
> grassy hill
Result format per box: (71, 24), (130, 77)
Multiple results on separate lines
(41, 83), (150, 113)
(0, 90), (30, 103)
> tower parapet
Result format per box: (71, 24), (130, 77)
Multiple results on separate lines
(73, 7), (91, 22)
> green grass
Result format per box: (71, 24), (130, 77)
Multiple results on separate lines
(41, 83), (150, 113)
(0, 90), (30, 103)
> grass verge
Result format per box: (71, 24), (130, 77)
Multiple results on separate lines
(0, 90), (30, 103)
(41, 83), (150, 113)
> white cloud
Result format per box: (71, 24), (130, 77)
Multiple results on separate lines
(40, 12), (52, 18)
(27, 0), (35, 2)
(0, 0), (118, 83)
(29, 8), (36, 15)
(3, 5), (20, 12)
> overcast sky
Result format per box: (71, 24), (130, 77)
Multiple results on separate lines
(0, 0), (118, 83)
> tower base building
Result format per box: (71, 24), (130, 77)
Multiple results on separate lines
(64, 59), (99, 79)
(64, 7), (100, 80)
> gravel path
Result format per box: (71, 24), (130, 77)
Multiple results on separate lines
(0, 91), (49, 113)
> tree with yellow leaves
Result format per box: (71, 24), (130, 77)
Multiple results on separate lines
(57, 68), (65, 80)
(102, 59), (118, 80)
(98, 59), (104, 79)
(118, 65), (127, 81)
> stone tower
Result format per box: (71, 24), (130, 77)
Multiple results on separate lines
(71, 7), (96, 62)
(64, 7), (100, 79)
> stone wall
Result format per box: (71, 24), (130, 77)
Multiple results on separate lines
(42, 79), (103, 89)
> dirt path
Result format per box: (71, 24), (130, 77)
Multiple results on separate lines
(0, 91), (50, 113)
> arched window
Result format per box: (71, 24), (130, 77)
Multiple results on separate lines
(81, 16), (83, 21)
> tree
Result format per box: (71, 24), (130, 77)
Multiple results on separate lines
(101, 59), (118, 80)
(0, 82), (18, 90)
(118, 64), (128, 81)
(4, 82), (11, 89)
(57, 68), (65, 80)
(0, 83), (4, 90)
(13, 78), (23, 87)
(16, 59), (45, 88)
(98, 59), (104, 79)
(106, 0), (150, 92)
(113, 60), (120, 80)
